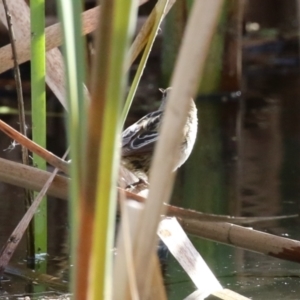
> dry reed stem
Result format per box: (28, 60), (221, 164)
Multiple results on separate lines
(114, 200), (167, 300)
(149, 255), (167, 300)
(114, 199), (140, 300)
(0, 6), (100, 75)
(160, 218), (251, 300)
(124, 189), (297, 225)
(0, 157), (69, 199)
(179, 218), (300, 264)
(0, 0), (67, 108)
(132, 1), (224, 297)
(185, 289), (250, 300)
(1, 0), (28, 144)
(212, 289), (251, 300)
(159, 218), (222, 297)
(0, 0), (149, 110)
(0, 120), (69, 174)
(165, 205), (297, 225)
(128, 0), (176, 67)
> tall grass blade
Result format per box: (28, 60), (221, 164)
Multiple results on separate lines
(83, 0), (138, 298)
(30, 0), (47, 271)
(56, 0), (86, 294)
(122, 0), (169, 126)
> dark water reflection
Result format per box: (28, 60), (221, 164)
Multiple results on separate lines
(167, 57), (300, 298)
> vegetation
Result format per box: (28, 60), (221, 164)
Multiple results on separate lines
(0, 0), (299, 299)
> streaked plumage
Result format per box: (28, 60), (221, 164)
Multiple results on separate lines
(121, 87), (198, 181)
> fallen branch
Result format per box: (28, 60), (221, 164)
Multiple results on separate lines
(179, 218), (300, 264)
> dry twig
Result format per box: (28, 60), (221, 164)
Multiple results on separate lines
(0, 120), (69, 174)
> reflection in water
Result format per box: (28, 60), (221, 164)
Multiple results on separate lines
(166, 85), (300, 298)
(238, 96), (281, 218)
(167, 41), (300, 300)
(231, 69), (300, 299)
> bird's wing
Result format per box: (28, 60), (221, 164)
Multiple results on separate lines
(122, 110), (162, 156)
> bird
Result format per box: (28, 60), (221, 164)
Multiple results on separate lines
(121, 87), (198, 183)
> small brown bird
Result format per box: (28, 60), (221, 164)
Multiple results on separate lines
(121, 87), (198, 182)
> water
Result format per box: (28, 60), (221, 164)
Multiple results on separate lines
(1, 96), (300, 299)
(166, 39), (300, 299)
